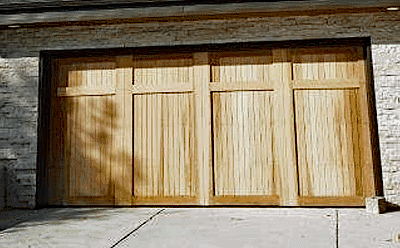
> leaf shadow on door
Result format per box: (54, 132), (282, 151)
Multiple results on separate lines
(59, 66), (144, 205)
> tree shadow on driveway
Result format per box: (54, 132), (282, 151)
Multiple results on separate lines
(0, 207), (158, 233)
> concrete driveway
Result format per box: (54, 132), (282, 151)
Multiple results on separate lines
(0, 207), (400, 248)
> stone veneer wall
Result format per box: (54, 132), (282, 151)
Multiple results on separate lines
(0, 10), (399, 208)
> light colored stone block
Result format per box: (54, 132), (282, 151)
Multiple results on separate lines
(365, 196), (387, 215)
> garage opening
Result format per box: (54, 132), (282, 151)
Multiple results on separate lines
(39, 39), (381, 206)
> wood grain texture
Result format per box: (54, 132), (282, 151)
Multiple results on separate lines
(1, 1), (397, 28)
(212, 91), (275, 196)
(211, 51), (278, 200)
(49, 44), (375, 206)
(295, 90), (359, 197)
(194, 52), (211, 205)
(132, 56), (197, 199)
(271, 49), (298, 206)
(293, 47), (366, 200)
(57, 59), (117, 205)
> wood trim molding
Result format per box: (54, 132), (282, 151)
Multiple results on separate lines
(299, 196), (365, 206)
(57, 87), (116, 97)
(293, 79), (360, 90)
(210, 195), (280, 205)
(209, 82), (274, 92)
(129, 84), (193, 94)
(1, 1), (398, 28)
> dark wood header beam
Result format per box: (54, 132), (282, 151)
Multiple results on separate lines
(0, 0), (399, 27)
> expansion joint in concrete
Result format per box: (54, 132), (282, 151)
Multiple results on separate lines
(110, 209), (165, 248)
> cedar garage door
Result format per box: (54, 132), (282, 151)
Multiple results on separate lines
(47, 44), (377, 206)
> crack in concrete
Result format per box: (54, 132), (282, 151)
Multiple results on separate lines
(336, 209), (339, 248)
(110, 209), (165, 248)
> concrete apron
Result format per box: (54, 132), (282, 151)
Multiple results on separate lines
(0, 208), (399, 248)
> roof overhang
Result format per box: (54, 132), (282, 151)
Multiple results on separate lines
(1, 0), (399, 28)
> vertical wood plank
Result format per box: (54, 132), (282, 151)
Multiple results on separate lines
(184, 94), (191, 196)
(156, 94), (163, 197)
(189, 93), (196, 197)
(163, 94), (170, 197)
(194, 52), (210, 205)
(125, 63), (133, 203)
(167, 95), (173, 196)
(248, 92), (255, 194)
(178, 95), (185, 196)
(144, 94), (150, 197)
(75, 97), (83, 200)
(272, 49), (298, 206)
(93, 68), (101, 197)
(65, 72), (73, 200)
(83, 93), (90, 197)
(253, 92), (261, 195)
(69, 96), (76, 199)
(99, 95), (106, 196)
(259, 92), (267, 195)
(115, 56), (133, 205)
(105, 95), (112, 199)
(134, 95), (142, 197)
(295, 91), (306, 197)
(91, 95), (100, 197)
(173, 94), (179, 197)
(213, 93), (221, 196)
(356, 48), (376, 198)
(150, 94), (157, 197)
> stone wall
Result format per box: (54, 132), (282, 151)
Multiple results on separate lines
(0, 10), (399, 208)
(0, 58), (38, 209)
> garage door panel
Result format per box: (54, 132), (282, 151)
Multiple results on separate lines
(295, 89), (361, 197)
(65, 95), (116, 199)
(57, 61), (117, 204)
(293, 47), (362, 81)
(134, 57), (194, 87)
(133, 93), (196, 198)
(212, 91), (275, 196)
(63, 62), (116, 87)
(212, 53), (273, 87)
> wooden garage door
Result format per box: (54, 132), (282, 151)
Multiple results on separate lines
(292, 47), (373, 206)
(131, 55), (198, 204)
(50, 58), (118, 205)
(48, 45), (377, 206)
(210, 51), (280, 205)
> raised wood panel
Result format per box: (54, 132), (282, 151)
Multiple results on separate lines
(292, 47), (363, 82)
(212, 91), (275, 196)
(211, 52), (273, 87)
(133, 93), (196, 198)
(57, 62), (116, 96)
(65, 95), (116, 198)
(134, 57), (193, 87)
(60, 62), (116, 87)
(295, 89), (361, 197)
